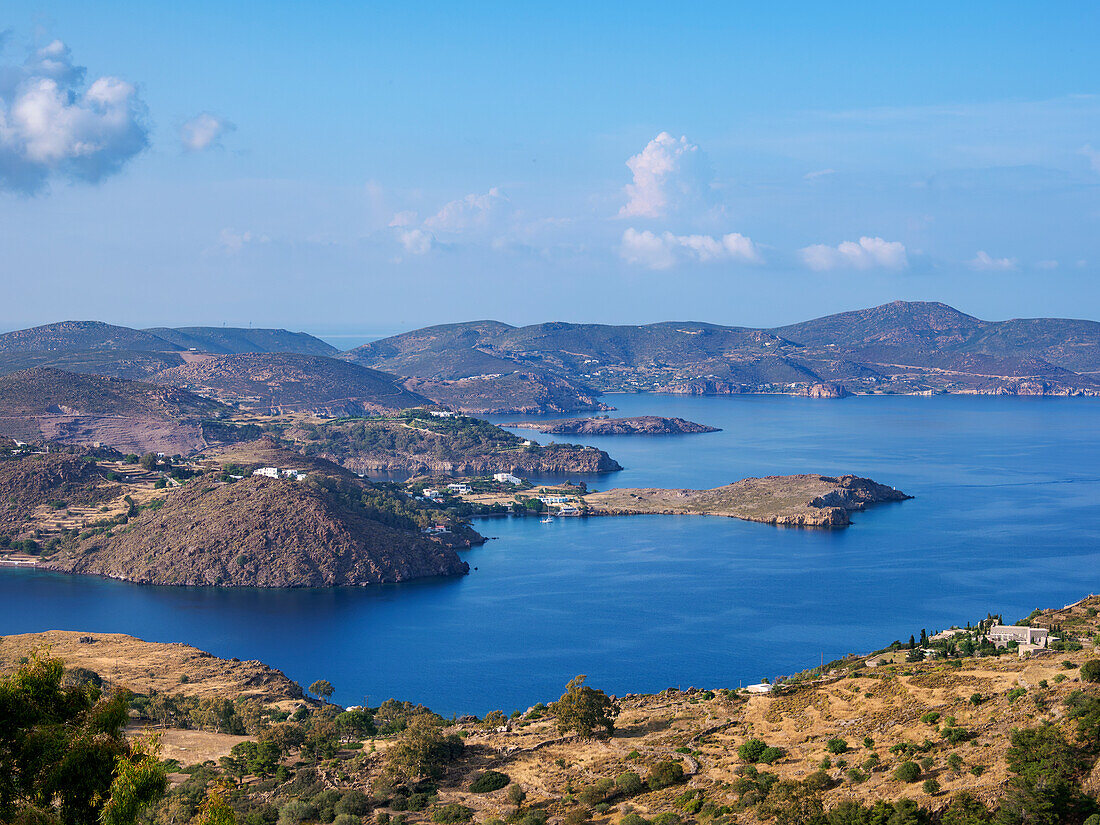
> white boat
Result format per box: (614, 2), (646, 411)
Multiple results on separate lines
(540, 516), (553, 524)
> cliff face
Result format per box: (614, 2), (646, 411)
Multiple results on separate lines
(43, 476), (473, 587)
(797, 382), (850, 399)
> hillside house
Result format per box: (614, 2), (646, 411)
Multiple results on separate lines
(446, 483), (471, 494)
(540, 495), (569, 505)
(985, 625), (1051, 648)
(429, 410), (456, 418)
(252, 467), (308, 481)
(493, 473), (523, 485)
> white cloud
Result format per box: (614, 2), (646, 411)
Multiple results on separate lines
(968, 250), (1017, 271)
(620, 228), (763, 270)
(219, 228), (269, 254)
(424, 187), (510, 231)
(389, 210), (418, 227)
(0, 39), (148, 193)
(397, 228), (433, 255)
(804, 168), (835, 180)
(180, 112), (234, 152)
(620, 132), (712, 218)
(799, 236), (908, 271)
(1036, 259), (1059, 270)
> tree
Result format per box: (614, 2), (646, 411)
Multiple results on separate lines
(1080, 660), (1100, 683)
(826, 737), (849, 754)
(894, 761), (922, 783)
(386, 714), (464, 779)
(738, 738), (769, 763)
(0, 655), (167, 825)
(139, 453), (158, 471)
(550, 675), (618, 738)
(507, 784), (526, 808)
(309, 679), (335, 699)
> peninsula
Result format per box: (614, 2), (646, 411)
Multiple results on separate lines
(581, 474), (910, 527)
(506, 415), (720, 435)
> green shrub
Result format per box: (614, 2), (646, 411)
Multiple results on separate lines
(337, 791), (371, 816)
(563, 809), (589, 825)
(737, 738), (768, 763)
(847, 768), (866, 783)
(758, 746), (784, 764)
(431, 804), (472, 824)
(646, 760), (685, 789)
(619, 815), (649, 825)
(826, 737), (848, 754)
(390, 796), (408, 812)
(863, 737), (874, 749)
(970, 765), (985, 777)
(615, 771), (643, 795)
(894, 761), (921, 783)
(407, 793), (429, 811)
(279, 800), (313, 825)
(651, 814), (680, 825)
(920, 712), (941, 725)
(334, 816), (360, 825)
(470, 771), (510, 793)
(803, 770), (834, 791)
(922, 778), (940, 795)
(1081, 660), (1100, 683)
(969, 693), (983, 705)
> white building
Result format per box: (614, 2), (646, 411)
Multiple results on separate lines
(540, 495), (569, 505)
(744, 683), (773, 694)
(493, 473), (522, 485)
(447, 483), (471, 495)
(253, 467), (280, 479)
(986, 625), (1051, 647)
(429, 410), (457, 418)
(252, 467), (307, 481)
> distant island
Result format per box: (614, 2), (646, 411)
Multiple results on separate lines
(505, 415), (720, 435)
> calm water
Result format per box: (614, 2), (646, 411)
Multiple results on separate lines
(3, 394), (1100, 714)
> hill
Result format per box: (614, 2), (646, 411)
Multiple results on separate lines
(150, 352), (430, 416)
(346, 302), (1100, 401)
(0, 450), (119, 534)
(507, 415), (720, 435)
(0, 321), (182, 353)
(283, 410), (622, 476)
(42, 471), (475, 587)
(0, 349), (186, 380)
(145, 326), (338, 356)
(0, 368), (234, 455)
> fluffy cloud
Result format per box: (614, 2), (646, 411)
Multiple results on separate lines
(0, 39), (148, 193)
(423, 187), (510, 231)
(397, 228), (433, 255)
(969, 250), (1017, 271)
(620, 132), (712, 218)
(799, 236), (908, 271)
(180, 112), (234, 151)
(620, 228), (763, 270)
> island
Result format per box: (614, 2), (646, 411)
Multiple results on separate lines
(505, 415), (720, 435)
(582, 473), (910, 527)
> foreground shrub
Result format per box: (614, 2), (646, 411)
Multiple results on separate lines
(894, 761), (922, 783)
(615, 771), (644, 795)
(1082, 660), (1100, 683)
(470, 770), (510, 793)
(737, 738), (768, 762)
(432, 803), (473, 823)
(647, 760), (685, 789)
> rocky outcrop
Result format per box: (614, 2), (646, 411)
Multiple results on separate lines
(506, 416), (720, 435)
(330, 444), (622, 476)
(797, 382), (850, 399)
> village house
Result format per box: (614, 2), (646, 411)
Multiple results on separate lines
(252, 467), (308, 481)
(556, 504), (580, 516)
(985, 624), (1051, 648)
(446, 483), (471, 495)
(493, 472), (523, 485)
(539, 495), (569, 505)
(429, 410), (456, 418)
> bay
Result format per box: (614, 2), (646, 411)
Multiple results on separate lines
(2, 394), (1099, 714)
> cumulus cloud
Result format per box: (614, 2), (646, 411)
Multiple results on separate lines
(423, 187), (510, 231)
(388, 210), (418, 227)
(0, 39), (148, 193)
(397, 228), (433, 255)
(968, 250), (1017, 271)
(620, 228), (763, 270)
(799, 236), (908, 271)
(180, 112), (234, 151)
(620, 132), (713, 218)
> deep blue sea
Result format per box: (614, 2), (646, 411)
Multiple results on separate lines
(2, 394), (1099, 714)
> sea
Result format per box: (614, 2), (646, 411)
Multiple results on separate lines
(2, 393), (1099, 715)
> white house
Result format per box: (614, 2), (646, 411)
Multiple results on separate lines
(744, 683), (773, 694)
(447, 483), (471, 495)
(423, 488), (442, 499)
(253, 467), (280, 479)
(493, 473), (522, 485)
(252, 467), (308, 481)
(557, 504), (580, 516)
(540, 495), (569, 505)
(986, 625), (1051, 648)
(429, 410), (457, 418)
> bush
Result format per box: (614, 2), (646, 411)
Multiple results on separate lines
(279, 800), (313, 825)
(334, 816), (360, 825)
(737, 738), (768, 763)
(615, 771), (644, 795)
(563, 809), (589, 825)
(894, 761), (922, 783)
(470, 770), (510, 793)
(923, 779), (940, 795)
(970, 765), (985, 777)
(646, 760), (685, 789)
(431, 804), (472, 824)
(826, 737), (849, 754)
(407, 793), (429, 811)
(390, 796), (408, 812)
(758, 747), (784, 764)
(847, 768), (867, 783)
(619, 815), (649, 825)
(863, 737), (874, 749)
(920, 712), (941, 725)
(337, 791), (371, 816)
(1081, 660), (1100, 683)
(803, 770), (834, 791)
(651, 814), (681, 825)
(969, 693), (983, 705)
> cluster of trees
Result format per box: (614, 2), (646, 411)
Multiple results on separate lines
(0, 656), (167, 824)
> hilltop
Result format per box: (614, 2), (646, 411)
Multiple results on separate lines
(150, 352), (430, 416)
(42, 470), (476, 587)
(283, 410), (622, 476)
(0, 368), (234, 455)
(0, 320), (182, 353)
(144, 326), (338, 356)
(345, 301), (1100, 402)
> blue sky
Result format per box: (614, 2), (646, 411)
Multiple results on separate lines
(2, 2), (1100, 334)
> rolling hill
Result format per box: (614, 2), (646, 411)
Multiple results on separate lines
(149, 352), (430, 416)
(144, 326), (338, 356)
